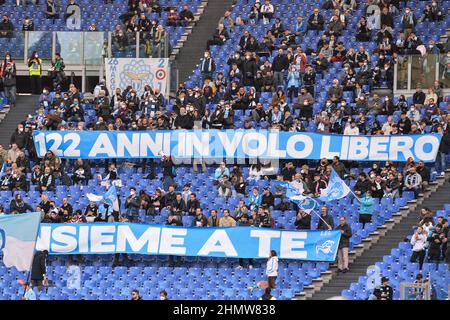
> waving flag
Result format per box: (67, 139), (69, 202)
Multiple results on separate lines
(272, 180), (306, 201)
(87, 185), (120, 211)
(0, 212), (41, 271)
(103, 185), (120, 211)
(318, 169), (351, 202)
(291, 197), (318, 214)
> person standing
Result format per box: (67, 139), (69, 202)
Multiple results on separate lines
(125, 187), (140, 222)
(31, 250), (48, 291)
(200, 50), (215, 83)
(266, 250), (278, 289)
(28, 51), (42, 95)
(410, 226), (427, 270)
(336, 216), (352, 273)
(435, 126), (450, 176)
(0, 52), (16, 107)
(50, 53), (65, 90)
(358, 191), (374, 229)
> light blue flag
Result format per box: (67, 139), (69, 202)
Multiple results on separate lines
(291, 197), (318, 214)
(318, 169), (351, 202)
(103, 185), (119, 211)
(0, 212), (41, 271)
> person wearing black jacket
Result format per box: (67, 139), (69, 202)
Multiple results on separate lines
(200, 51), (215, 82)
(336, 216), (352, 273)
(295, 210), (311, 230)
(161, 155), (176, 191)
(206, 24), (229, 50)
(241, 53), (257, 87)
(272, 48), (289, 88)
(31, 250), (48, 291)
(10, 124), (28, 150)
(372, 277), (393, 300)
(261, 187), (275, 208)
(307, 8), (324, 32)
(179, 5), (194, 26)
(317, 206), (334, 230)
(1, 52), (16, 107)
(9, 194), (34, 214)
(427, 224), (444, 263)
(174, 106), (194, 129)
(435, 126), (450, 176)
(354, 173), (370, 197)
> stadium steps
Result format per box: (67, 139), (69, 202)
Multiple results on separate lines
(175, 0), (235, 82)
(0, 94), (39, 147)
(169, 1), (208, 60)
(295, 172), (450, 300)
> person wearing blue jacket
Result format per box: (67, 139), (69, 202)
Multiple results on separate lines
(286, 65), (301, 103)
(247, 186), (262, 211)
(358, 190), (375, 229)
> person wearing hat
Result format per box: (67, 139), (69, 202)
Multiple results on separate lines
(371, 277), (393, 300)
(20, 281), (36, 300)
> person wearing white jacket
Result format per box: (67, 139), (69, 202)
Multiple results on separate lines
(410, 226), (428, 270)
(266, 250), (279, 289)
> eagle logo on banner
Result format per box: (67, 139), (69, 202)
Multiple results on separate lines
(119, 60), (154, 94)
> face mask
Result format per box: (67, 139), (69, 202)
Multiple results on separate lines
(130, 191), (135, 196)
(160, 296), (166, 300)
(18, 128), (23, 132)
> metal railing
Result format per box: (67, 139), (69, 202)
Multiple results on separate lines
(0, 31), (173, 92)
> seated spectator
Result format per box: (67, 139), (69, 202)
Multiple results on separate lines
(186, 193), (200, 216)
(207, 209), (220, 227)
(403, 166), (422, 198)
(166, 9), (179, 27)
(233, 199), (249, 221)
(308, 8), (324, 32)
(9, 194), (34, 214)
(219, 209), (236, 227)
(206, 24), (229, 50)
(179, 5), (194, 26)
(39, 166), (55, 192)
(72, 158), (91, 186)
(214, 162), (229, 182)
(192, 208), (207, 227)
(217, 175), (232, 198)
(354, 173), (370, 197)
(247, 187), (262, 211)
(171, 193), (186, 216)
(355, 17), (371, 42)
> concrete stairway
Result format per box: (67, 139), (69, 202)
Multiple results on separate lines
(175, 0), (234, 83)
(294, 171), (450, 300)
(0, 94), (39, 148)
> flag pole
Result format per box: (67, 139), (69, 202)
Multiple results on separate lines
(21, 212), (42, 300)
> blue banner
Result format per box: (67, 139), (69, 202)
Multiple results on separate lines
(35, 223), (341, 261)
(33, 130), (441, 162)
